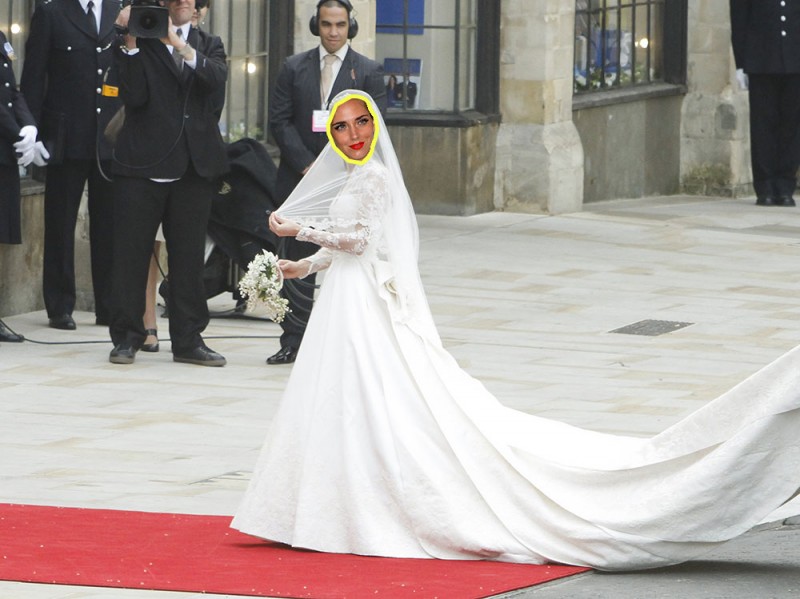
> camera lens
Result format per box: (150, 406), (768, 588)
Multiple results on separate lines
(140, 14), (157, 30)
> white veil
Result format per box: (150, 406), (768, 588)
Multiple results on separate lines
(276, 89), (439, 340)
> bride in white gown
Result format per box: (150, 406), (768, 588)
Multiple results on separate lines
(231, 90), (800, 571)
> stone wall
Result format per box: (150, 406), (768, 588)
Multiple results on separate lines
(0, 184), (97, 319)
(574, 93), (683, 203)
(680, 0), (750, 197)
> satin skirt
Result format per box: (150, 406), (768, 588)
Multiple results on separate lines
(232, 254), (800, 570)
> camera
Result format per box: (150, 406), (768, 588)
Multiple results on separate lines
(128, 0), (169, 39)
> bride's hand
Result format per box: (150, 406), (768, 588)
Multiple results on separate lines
(277, 259), (307, 280)
(269, 212), (301, 237)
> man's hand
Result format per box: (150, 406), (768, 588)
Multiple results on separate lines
(115, 5), (130, 28)
(736, 68), (749, 91)
(161, 21), (196, 61)
(116, 6), (137, 49)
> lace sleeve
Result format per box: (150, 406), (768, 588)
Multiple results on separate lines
(299, 248), (333, 277)
(296, 165), (388, 255)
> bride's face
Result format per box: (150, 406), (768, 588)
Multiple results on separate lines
(329, 99), (376, 163)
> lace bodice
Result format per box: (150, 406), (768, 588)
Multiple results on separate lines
(298, 161), (389, 275)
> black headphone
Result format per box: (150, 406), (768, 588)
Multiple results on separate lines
(309, 0), (358, 39)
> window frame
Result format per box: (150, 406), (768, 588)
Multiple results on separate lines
(573, 0), (687, 98)
(377, 0), (501, 128)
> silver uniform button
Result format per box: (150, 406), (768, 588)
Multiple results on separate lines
(97, 87), (102, 94)
(4, 82), (9, 87)
(781, 15), (787, 22)
(67, 46), (72, 51)
(97, 69), (103, 75)
(7, 102), (12, 108)
(96, 108), (101, 113)
(783, 30), (788, 37)
(96, 47), (101, 53)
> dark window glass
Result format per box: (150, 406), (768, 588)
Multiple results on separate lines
(206, 0), (269, 142)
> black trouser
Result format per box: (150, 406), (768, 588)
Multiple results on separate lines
(110, 168), (213, 354)
(0, 164), (21, 244)
(43, 159), (114, 320)
(748, 73), (800, 199)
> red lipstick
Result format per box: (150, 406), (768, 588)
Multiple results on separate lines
(350, 142), (365, 150)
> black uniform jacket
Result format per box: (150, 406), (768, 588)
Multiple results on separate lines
(0, 31), (35, 166)
(20, 0), (122, 163)
(731, 0), (800, 73)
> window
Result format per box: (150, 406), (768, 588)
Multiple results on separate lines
(375, 0), (498, 118)
(1, 0), (32, 78)
(574, 0), (686, 94)
(206, 0), (271, 142)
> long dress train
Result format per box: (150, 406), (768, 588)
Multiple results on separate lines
(231, 158), (800, 571)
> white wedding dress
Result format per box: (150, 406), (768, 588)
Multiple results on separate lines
(232, 91), (800, 571)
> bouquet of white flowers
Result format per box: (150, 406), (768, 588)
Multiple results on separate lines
(238, 250), (290, 323)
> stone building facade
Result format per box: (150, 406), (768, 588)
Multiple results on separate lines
(0, 0), (757, 315)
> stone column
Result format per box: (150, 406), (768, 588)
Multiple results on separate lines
(680, 0), (750, 197)
(494, 1), (584, 214)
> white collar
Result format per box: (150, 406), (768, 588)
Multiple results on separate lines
(318, 44), (349, 63)
(173, 23), (191, 40)
(79, 0), (97, 12)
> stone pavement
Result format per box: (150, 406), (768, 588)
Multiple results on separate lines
(2, 194), (800, 598)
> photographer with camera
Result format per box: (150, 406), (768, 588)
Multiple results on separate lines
(20, 0), (122, 331)
(107, 0), (229, 366)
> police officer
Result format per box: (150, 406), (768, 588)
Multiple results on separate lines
(0, 29), (43, 343)
(731, 0), (800, 207)
(20, 0), (122, 329)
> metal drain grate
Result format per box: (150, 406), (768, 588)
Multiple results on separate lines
(609, 319), (693, 336)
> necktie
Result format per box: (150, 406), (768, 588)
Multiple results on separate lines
(173, 28), (184, 71)
(86, 1), (97, 35)
(320, 54), (337, 105)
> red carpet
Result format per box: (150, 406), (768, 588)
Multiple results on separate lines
(0, 504), (588, 598)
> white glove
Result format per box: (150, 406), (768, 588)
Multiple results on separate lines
(32, 141), (50, 167)
(735, 68), (749, 91)
(16, 146), (35, 167)
(13, 125), (38, 159)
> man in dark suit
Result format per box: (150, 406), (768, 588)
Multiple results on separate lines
(266, 0), (386, 365)
(108, 0), (229, 366)
(730, 0), (800, 207)
(1, 29), (39, 343)
(21, 0), (121, 329)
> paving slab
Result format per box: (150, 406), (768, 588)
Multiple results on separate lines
(2, 195), (800, 598)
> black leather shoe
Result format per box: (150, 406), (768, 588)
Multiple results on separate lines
(776, 195), (797, 207)
(173, 345), (226, 367)
(49, 314), (76, 330)
(266, 346), (298, 365)
(109, 344), (137, 364)
(0, 320), (23, 342)
(755, 196), (776, 206)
